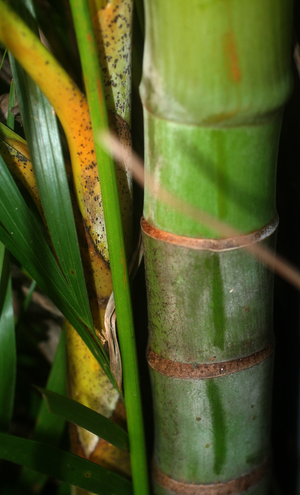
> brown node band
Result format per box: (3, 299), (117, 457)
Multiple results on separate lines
(141, 215), (278, 252)
(147, 341), (274, 379)
(152, 458), (269, 495)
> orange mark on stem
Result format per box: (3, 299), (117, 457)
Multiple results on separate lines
(223, 31), (241, 83)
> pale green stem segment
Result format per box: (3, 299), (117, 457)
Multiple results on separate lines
(140, 0), (293, 493)
(68, 1), (149, 495)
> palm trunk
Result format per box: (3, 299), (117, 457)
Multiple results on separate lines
(140, 1), (293, 493)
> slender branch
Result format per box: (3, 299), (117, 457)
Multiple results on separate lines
(69, 1), (150, 494)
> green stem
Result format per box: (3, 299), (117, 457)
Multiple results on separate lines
(69, 1), (149, 494)
(141, 0), (293, 493)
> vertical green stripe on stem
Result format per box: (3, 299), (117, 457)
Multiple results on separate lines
(210, 255), (225, 352)
(69, 1), (149, 494)
(143, 229), (276, 364)
(151, 357), (273, 484)
(206, 380), (227, 475)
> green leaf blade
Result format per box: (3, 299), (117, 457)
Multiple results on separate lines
(0, 433), (132, 495)
(9, 47), (94, 333)
(0, 152), (81, 324)
(0, 154), (115, 387)
(5, 0), (119, 389)
(33, 331), (68, 445)
(0, 244), (15, 433)
(7, 79), (15, 130)
(19, 329), (68, 493)
(37, 387), (129, 452)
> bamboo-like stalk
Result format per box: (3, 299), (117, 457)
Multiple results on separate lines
(140, 1), (293, 493)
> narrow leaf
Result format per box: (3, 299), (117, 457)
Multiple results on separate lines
(0, 243), (15, 432)
(33, 330), (67, 445)
(0, 154), (115, 387)
(37, 387), (129, 451)
(0, 5), (120, 392)
(0, 152), (85, 325)
(19, 329), (68, 494)
(16, 279), (37, 328)
(0, 432), (132, 495)
(2, 0), (119, 390)
(7, 79), (15, 130)
(0, 122), (26, 144)
(9, 0), (94, 332)
(0, 48), (7, 70)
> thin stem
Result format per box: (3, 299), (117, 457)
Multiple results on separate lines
(69, 1), (150, 494)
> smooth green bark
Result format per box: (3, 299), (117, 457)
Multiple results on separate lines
(144, 112), (281, 238)
(151, 359), (273, 483)
(141, 0), (293, 493)
(143, 228), (276, 364)
(141, 0), (293, 125)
